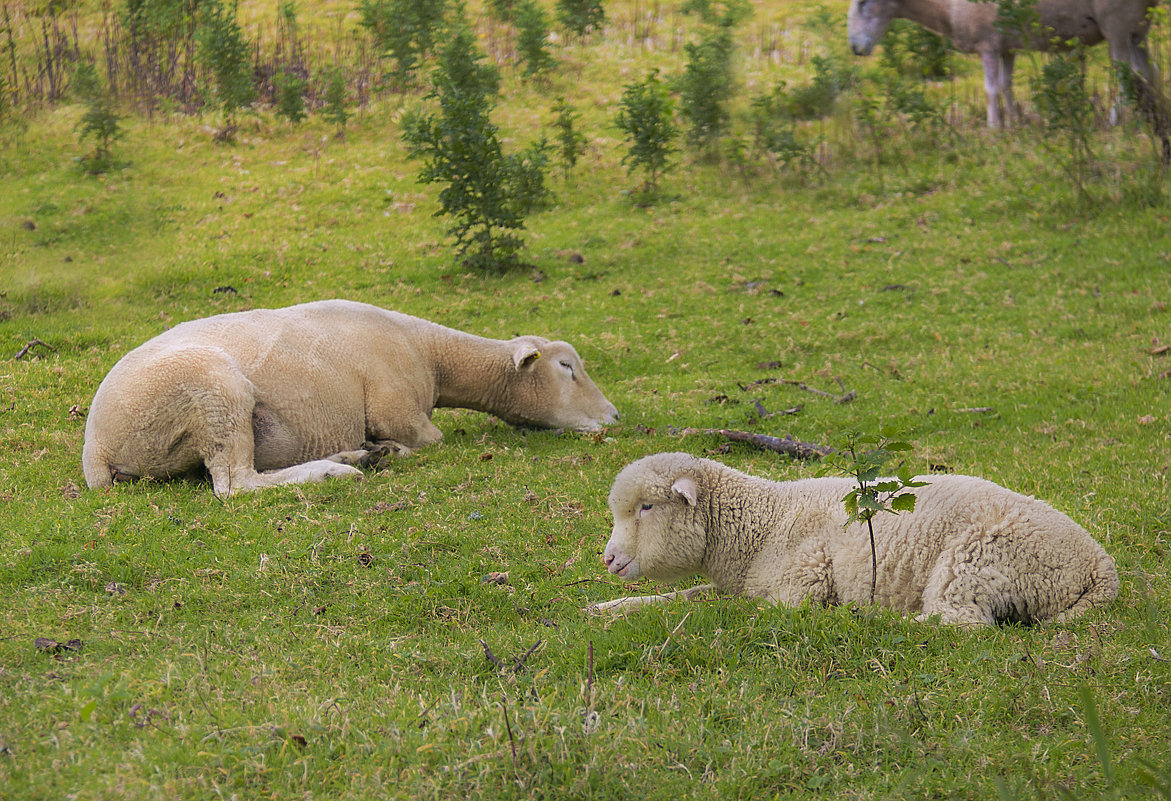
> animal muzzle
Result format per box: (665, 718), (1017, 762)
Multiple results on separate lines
(574, 402), (619, 431)
(602, 544), (637, 578)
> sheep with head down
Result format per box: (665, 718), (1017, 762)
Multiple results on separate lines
(83, 299), (618, 496)
(592, 453), (1118, 626)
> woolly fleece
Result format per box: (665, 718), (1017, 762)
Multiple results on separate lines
(597, 452), (1118, 625)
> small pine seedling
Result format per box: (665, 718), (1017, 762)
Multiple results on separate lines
(72, 61), (124, 173)
(320, 66), (350, 133)
(274, 69), (307, 124)
(551, 97), (587, 179)
(514, 0), (555, 76)
(615, 68), (679, 202)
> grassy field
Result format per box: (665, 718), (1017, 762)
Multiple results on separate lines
(2, 1), (1170, 798)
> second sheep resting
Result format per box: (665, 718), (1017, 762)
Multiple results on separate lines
(593, 452), (1118, 626)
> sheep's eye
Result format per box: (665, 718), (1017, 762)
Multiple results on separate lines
(638, 503), (653, 516)
(559, 360), (576, 379)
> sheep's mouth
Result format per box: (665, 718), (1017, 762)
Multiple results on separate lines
(609, 556), (637, 578)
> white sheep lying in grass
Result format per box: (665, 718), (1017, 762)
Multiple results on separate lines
(83, 299), (618, 496)
(592, 453), (1118, 626)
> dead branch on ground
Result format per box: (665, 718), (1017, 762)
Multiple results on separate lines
(675, 427), (833, 459)
(14, 339), (55, 360)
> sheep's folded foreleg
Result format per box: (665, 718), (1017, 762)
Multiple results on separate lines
(586, 584), (715, 614)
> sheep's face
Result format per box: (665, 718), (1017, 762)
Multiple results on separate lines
(602, 455), (708, 582)
(503, 339), (619, 432)
(847, 0), (896, 56)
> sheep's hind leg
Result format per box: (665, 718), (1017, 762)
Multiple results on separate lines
(586, 584), (714, 614)
(918, 551), (1001, 627)
(246, 460), (365, 492)
(208, 451), (364, 495)
(202, 379), (364, 494)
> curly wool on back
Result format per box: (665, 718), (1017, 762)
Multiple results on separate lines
(598, 452), (1118, 626)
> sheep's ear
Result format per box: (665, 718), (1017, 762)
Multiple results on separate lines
(671, 476), (698, 507)
(513, 342), (542, 371)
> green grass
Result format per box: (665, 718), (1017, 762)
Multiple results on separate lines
(2, 1), (1171, 798)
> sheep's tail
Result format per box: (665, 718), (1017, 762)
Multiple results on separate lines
(82, 438), (113, 489)
(1055, 546), (1120, 623)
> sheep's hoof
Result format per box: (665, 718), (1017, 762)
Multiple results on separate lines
(322, 463), (364, 480)
(360, 440), (413, 469)
(326, 450), (372, 466)
(324, 443), (409, 469)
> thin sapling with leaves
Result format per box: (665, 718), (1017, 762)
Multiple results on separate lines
(825, 429), (927, 604)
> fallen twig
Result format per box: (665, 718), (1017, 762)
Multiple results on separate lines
(780, 378), (835, 399)
(675, 427), (833, 460)
(501, 695), (517, 765)
(753, 400), (802, 420)
(586, 641), (594, 710)
(511, 639), (543, 675)
(780, 378), (856, 404)
(14, 339), (55, 360)
(480, 639), (502, 671)
(655, 612), (691, 656)
(955, 407), (995, 414)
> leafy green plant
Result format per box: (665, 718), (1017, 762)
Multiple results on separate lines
(357, 0), (449, 87)
(555, 0), (604, 39)
(986, 0), (1041, 39)
(782, 53), (855, 120)
(674, 4), (745, 154)
(882, 70), (954, 144)
(551, 96), (587, 179)
(402, 17), (549, 271)
(1033, 45), (1097, 207)
(679, 0), (750, 25)
(878, 19), (953, 80)
(749, 84), (822, 176)
(504, 137), (554, 214)
(514, 0), (555, 76)
(0, 67), (15, 129)
(273, 69), (307, 124)
(615, 68), (678, 201)
(72, 61), (124, 173)
(486, 0), (517, 24)
(198, 0), (256, 136)
(1116, 60), (1171, 168)
(824, 429), (927, 604)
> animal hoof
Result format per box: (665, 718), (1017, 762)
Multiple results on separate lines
(325, 463), (364, 480)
